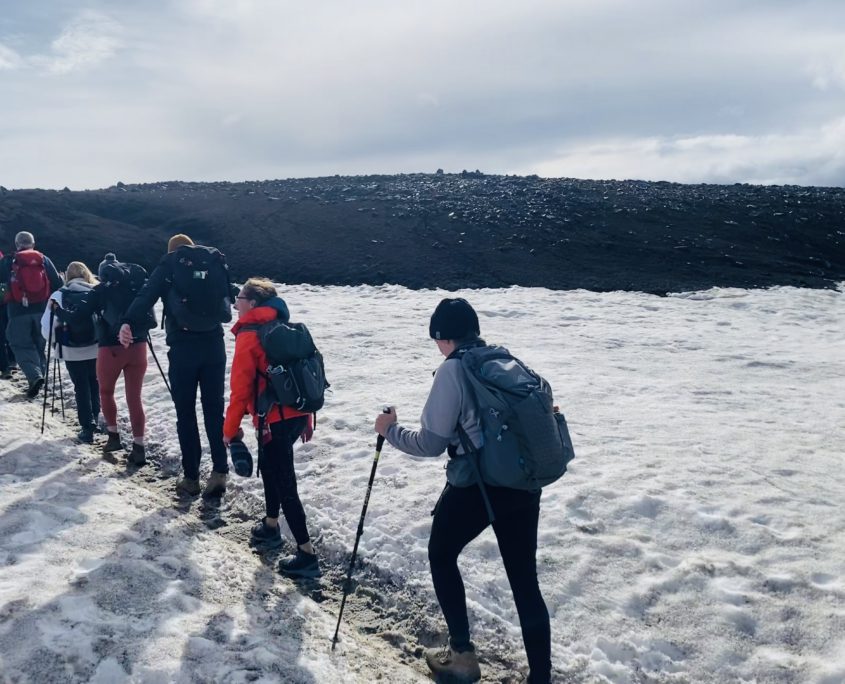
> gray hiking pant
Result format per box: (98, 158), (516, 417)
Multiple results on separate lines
(5, 312), (47, 385)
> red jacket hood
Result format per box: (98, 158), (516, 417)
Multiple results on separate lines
(231, 305), (279, 335)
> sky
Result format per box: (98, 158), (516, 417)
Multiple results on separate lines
(1, 0), (844, 189)
(1, 283), (844, 681)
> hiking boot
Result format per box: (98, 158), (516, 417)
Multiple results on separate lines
(202, 471), (227, 498)
(76, 427), (94, 444)
(519, 672), (551, 684)
(176, 477), (201, 496)
(278, 548), (321, 579)
(250, 519), (283, 549)
(26, 377), (44, 399)
(102, 431), (123, 453)
(425, 645), (481, 683)
(128, 442), (146, 466)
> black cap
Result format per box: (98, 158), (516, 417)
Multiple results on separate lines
(429, 298), (480, 340)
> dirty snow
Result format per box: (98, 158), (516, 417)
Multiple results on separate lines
(1, 284), (844, 683)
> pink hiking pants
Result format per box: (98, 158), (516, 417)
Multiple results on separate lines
(97, 343), (148, 439)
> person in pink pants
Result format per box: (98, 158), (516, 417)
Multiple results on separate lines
(97, 342), (147, 460)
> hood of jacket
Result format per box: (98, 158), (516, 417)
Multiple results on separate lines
(63, 278), (96, 292)
(231, 302), (281, 335)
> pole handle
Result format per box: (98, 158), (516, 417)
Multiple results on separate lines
(375, 405), (391, 451)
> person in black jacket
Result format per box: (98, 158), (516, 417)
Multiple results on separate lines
(0, 231), (64, 397)
(119, 234), (235, 498)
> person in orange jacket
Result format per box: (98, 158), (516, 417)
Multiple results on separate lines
(223, 277), (319, 578)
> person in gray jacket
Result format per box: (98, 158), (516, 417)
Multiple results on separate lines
(374, 298), (552, 684)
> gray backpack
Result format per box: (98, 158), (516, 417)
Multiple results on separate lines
(457, 345), (574, 495)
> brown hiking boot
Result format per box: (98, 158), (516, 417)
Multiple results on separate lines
(425, 646), (481, 682)
(202, 471), (227, 497)
(128, 442), (146, 466)
(176, 477), (201, 496)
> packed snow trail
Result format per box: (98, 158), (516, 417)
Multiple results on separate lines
(0, 374), (438, 682)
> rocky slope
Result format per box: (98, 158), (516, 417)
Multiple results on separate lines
(1, 173), (843, 293)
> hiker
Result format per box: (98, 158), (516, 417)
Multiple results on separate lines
(0, 298), (12, 379)
(118, 234), (234, 497)
(223, 278), (319, 579)
(0, 231), (63, 397)
(374, 298), (553, 684)
(40, 261), (102, 443)
(0, 248), (14, 380)
(80, 254), (157, 464)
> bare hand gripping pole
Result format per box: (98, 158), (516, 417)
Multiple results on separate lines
(332, 409), (389, 650)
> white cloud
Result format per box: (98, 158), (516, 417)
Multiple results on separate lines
(0, 42), (22, 71)
(32, 10), (122, 75)
(526, 118), (845, 186)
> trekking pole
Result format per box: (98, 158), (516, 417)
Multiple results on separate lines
(146, 332), (172, 396)
(57, 356), (66, 420)
(331, 408), (389, 651)
(51, 358), (59, 415)
(41, 307), (55, 433)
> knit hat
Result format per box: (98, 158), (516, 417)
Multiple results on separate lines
(97, 253), (118, 280)
(429, 298), (480, 341)
(167, 233), (194, 253)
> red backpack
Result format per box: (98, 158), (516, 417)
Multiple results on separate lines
(9, 249), (51, 306)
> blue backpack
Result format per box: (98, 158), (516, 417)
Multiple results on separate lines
(456, 345), (574, 498)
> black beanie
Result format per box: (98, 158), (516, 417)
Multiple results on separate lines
(429, 298), (480, 340)
(98, 253), (117, 279)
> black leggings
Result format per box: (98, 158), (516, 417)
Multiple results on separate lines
(64, 358), (100, 429)
(428, 483), (551, 682)
(260, 417), (309, 545)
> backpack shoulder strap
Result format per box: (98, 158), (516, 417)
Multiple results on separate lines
(237, 323), (262, 336)
(455, 423), (495, 524)
(449, 353), (496, 523)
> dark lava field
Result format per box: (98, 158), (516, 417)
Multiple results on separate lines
(1, 172), (843, 294)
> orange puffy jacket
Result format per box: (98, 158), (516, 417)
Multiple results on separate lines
(223, 304), (309, 440)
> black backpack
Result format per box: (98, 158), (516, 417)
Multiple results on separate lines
(57, 287), (98, 347)
(99, 262), (156, 337)
(165, 245), (233, 332)
(246, 319), (330, 414)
